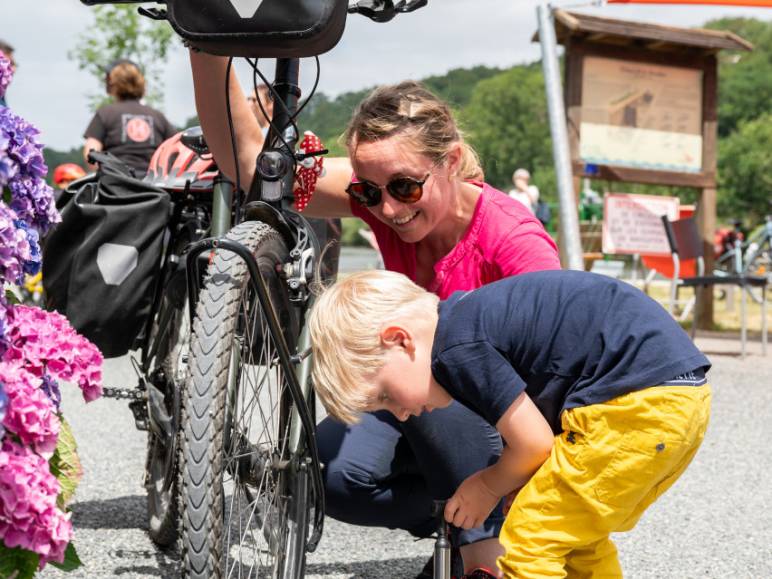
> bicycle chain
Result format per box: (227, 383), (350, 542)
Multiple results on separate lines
(101, 386), (146, 401)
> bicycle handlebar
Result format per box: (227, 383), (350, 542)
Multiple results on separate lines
(80, 0), (147, 4)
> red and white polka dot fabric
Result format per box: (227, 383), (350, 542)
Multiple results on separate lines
(293, 131), (326, 212)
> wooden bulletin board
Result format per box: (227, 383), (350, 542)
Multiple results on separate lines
(565, 41), (717, 189)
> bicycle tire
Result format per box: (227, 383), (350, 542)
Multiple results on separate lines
(145, 271), (189, 547)
(180, 220), (310, 578)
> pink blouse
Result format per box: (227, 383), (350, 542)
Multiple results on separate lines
(351, 182), (561, 299)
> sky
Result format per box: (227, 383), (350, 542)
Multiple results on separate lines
(2, 0), (771, 150)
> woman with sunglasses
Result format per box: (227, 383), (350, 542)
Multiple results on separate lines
(190, 53), (560, 578)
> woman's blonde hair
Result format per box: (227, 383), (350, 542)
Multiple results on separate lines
(308, 270), (439, 424)
(344, 81), (483, 181)
(108, 62), (145, 100)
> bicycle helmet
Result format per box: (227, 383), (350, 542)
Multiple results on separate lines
(145, 130), (217, 192)
(52, 163), (86, 187)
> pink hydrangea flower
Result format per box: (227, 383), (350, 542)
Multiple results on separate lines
(0, 439), (72, 568)
(4, 306), (103, 402)
(0, 361), (60, 457)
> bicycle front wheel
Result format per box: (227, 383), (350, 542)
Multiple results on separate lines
(180, 221), (310, 578)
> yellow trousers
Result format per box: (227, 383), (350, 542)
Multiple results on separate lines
(498, 384), (711, 578)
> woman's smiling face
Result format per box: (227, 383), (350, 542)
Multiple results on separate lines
(350, 134), (452, 244)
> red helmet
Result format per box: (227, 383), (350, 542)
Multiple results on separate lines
(145, 130), (217, 192)
(53, 163), (86, 186)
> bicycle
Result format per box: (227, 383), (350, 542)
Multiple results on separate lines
(78, 1), (428, 577)
(714, 213), (772, 304)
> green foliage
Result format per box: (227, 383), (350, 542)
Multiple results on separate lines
(704, 18), (772, 138)
(49, 543), (82, 573)
(422, 65), (504, 109)
(0, 544), (39, 579)
(341, 217), (372, 247)
(42, 148), (85, 186)
(299, 65), (503, 158)
(718, 112), (772, 223)
(69, 6), (176, 110)
(301, 89), (371, 155)
(49, 418), (83, 509)
(461, 64), (553, 193)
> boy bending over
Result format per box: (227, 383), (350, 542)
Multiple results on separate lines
(309, 270), (711, 578)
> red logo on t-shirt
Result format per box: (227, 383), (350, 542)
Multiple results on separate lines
(125, 117), (152, 142)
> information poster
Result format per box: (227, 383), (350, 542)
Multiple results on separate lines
(580, 56), (703, 173)
(602, 193), (680, 256)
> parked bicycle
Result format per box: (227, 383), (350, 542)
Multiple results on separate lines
(714, 212), (772, 303)
(75, 1), (428, 577)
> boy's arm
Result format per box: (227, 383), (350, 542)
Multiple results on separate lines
(445, 392), (553, 529)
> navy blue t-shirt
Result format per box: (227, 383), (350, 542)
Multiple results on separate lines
(430, 270), (711, 433)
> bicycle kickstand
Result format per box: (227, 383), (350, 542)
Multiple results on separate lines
(432, 500), (451, 579)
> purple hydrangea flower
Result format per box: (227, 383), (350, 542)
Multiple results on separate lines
(14, 219), (41, 276)
(8, 176), (59, 235)
(40, 375), (61, 412)
(0, 382), (7, 440)
(0, 52), (12, 100)
(0, 202), (31, 284)
(0, 107), (60, 234)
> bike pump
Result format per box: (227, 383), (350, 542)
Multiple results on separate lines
(432, 500), (451, 579)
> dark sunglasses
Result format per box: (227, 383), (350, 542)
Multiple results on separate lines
(346, 174), (430, 207)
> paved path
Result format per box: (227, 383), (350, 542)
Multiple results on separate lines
(42, 335), (772, 578)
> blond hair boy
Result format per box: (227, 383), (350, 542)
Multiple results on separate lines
(309, 269), (711, 578)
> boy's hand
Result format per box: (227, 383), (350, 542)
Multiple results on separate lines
(502, 488), (520, 516)
(445, 471), (501, 530)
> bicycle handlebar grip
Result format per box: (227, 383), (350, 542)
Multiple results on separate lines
(432, 500), (451, 579)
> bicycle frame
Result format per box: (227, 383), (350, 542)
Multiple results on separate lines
(184, 56), (326, 552)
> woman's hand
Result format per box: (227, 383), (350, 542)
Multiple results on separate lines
(444, 471), (501, 530)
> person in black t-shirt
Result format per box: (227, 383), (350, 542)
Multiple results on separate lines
(308, 269), (712, 578)
(83, 59), (176, 176)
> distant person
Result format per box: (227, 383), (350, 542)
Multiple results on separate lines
(52, 163), (86, 207)
(83, 59), (176, 176)
(0, 39), (16, 107)
(247, 84), (274, 137)
(508, 168), (539, 214)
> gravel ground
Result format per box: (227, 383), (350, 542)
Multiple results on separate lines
(41, 341), (772, 578)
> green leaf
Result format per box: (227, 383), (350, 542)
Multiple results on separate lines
(49, 418), (83, 508)
(5, 288), (22, 305)
(49, 543), (82, 573)
(0, 543), (40, 579)
(5, 285), (22, 306)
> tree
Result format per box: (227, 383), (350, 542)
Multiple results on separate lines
(461, 64), (553, 194)
(70, 6), (176, 110)
(704, 18), (772, 138)
(717, 112), (772, 224)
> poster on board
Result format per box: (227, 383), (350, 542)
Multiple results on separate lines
(603, 193), (680, 256)
(580, 56), (704, 174)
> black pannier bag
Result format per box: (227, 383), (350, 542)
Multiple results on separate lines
(165, 0), (349, 57)
(43, 152), (171, 358)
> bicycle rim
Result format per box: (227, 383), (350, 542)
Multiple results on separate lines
(180, 221), (309, 579)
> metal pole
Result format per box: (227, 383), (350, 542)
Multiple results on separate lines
(537, 2), (584, 271)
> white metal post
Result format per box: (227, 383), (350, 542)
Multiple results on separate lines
(537, 2), (584, 271)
